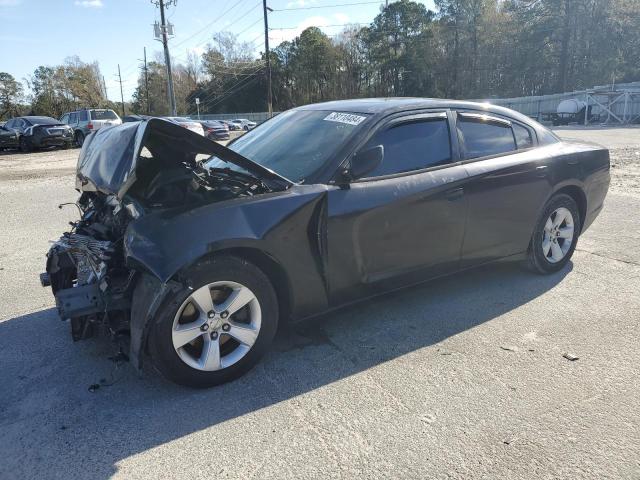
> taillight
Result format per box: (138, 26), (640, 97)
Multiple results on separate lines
(87, 123), (93, 130)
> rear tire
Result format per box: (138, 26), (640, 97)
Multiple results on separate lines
(149, 255), (278, 388)
(527, 193), (581, 274)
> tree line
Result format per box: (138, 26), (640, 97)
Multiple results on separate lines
(2, 0), (639, 120)
(138, 0), (640, 115)
(0, 56), (117, 120)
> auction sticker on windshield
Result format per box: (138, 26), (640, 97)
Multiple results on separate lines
(323, 112), (367, 126)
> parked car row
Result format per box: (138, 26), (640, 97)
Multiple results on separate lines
(0, 116), (75, 151)
(0, 110), (255, 152)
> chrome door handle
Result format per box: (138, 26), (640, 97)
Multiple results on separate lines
(536, 165), (549, 177)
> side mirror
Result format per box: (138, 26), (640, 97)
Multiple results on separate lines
(347, 145), (384, 181)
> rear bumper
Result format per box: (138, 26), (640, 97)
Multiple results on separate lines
(32, 135), (74, 147)
(206, 132), (230, 140)
(583, 168), (610, 232)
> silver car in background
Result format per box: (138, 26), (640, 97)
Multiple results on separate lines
(165, 117), (205, 136)
(61, 108), (122, 147)
(231, 118), (257, 131)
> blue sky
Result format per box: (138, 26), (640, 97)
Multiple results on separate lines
(0, 0), (435, 101)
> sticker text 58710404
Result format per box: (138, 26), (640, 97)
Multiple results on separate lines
(323, 112), (367, 126)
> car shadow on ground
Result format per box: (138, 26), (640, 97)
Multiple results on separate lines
(0, 261), (571, 479)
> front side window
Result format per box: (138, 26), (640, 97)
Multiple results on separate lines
(364, 118), (452, 178)
(458, 115), (516, 159)
(69, 113), (78, 124)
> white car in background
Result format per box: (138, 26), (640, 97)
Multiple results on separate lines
(231, 118), (257, 131)
(165, 117), (205, 136)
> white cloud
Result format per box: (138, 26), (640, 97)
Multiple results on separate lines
(333, 12), (349, 23)
(190, 46), (206, 56)
(269, 15), (331, 44)
(74, 0), (103, 8)
(286, 0), (316, 7)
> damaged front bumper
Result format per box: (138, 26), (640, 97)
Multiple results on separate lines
(42, 240), (181, 370)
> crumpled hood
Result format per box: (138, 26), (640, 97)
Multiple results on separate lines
(75, 118), (292, 199)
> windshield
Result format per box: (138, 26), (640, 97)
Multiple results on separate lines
(206, 109), (368, 182)
(90, 109), (118, 120)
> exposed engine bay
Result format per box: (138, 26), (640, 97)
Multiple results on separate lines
(42, 118), (285, 350)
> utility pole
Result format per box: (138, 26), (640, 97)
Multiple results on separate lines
(143, 47), (150, 114)
(102, 75), (108, 100)
(262, 0), (273, 117)
(152, 0), (177, 116)
(117, 64), (126, 117)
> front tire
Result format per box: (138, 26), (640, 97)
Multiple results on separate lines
(19, 137), (31, 153)
(149, 255), (278, 388)
(75, 131), (85, 148)
(527, 193), (581, 274)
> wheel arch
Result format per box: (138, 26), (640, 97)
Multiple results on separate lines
(553, 184), (587, 231)
(174, 247), (293, 325)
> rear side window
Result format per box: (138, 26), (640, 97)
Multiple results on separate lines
(90, 109), (118, 120)
(513, 123), (533, 149)
(364, 118), (451, 177)
(458, 116), (516, 159)
(79, 111), (88, 121)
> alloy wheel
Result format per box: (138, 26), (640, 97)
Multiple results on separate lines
(171, 281), (262, 371)
(542, 207), (575, 263)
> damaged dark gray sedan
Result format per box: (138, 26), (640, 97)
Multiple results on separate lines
(42, 99), (610, 388)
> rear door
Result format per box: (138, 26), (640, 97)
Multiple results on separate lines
(326, 111), (469, 304)
(456, 111), (552, 267)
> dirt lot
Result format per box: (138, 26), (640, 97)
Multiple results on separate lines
(0, 127), (638, 479)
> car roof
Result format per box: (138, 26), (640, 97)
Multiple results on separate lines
(296, 97), (534, 124)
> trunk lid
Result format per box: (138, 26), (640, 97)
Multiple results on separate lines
(75, 118), (292, 199)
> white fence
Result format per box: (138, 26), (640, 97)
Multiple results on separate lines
(187, 81), (640, 125)
(482, 81), (640, 123)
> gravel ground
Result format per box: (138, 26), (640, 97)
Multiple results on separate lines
(554, 125), (640, 196)
(0, 127), (638, 479)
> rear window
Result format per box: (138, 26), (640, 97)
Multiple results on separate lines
(90, 109), (118, 120)
(458, 117), (516, 159)
(25, 116), (59, 125)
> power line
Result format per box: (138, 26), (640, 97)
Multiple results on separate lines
(236, 17), (264, 37)
(200, 75), (261, 112)
(273, 0), (382, 11)
(270, 21), (369, 30)
(193, 64), (265, 110)
(173, 0), (261, 51)
(172, 0), (247, 48)
(196, 64), (265, 106)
